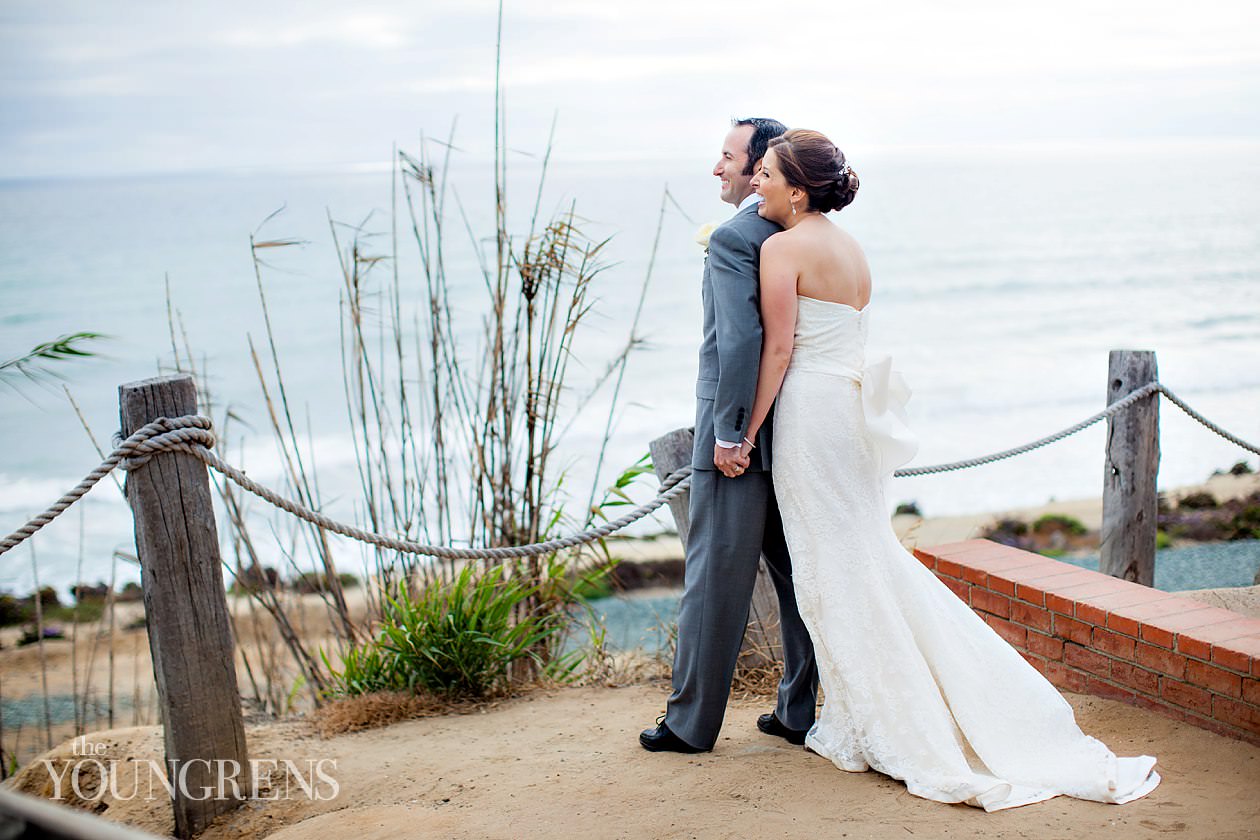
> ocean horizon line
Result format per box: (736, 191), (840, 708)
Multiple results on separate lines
(3, 135), (1259, 186)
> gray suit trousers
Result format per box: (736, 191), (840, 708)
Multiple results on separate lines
(665, 468), (819, 750)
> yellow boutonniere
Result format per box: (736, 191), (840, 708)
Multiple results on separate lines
(695, 221), (718, 252)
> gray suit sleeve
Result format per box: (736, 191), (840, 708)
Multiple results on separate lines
(707, 222), (762, 444)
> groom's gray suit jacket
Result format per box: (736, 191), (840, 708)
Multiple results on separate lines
(691, 203), (780, 472)
(665, 201), (818, 750)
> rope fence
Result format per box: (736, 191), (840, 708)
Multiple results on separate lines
(1, 382), (1256, 561)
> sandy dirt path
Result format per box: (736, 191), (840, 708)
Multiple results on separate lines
(12, 682), (1254, 840)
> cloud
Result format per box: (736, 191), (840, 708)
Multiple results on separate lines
(216, 13), (416, 50)
(1, 0), (1256, 178)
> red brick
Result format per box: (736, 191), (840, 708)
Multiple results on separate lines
(1162, 680), (1213, 716)
(1198, 717), (1260, 746)
(920, 540), (983, 559)
(941, 577), (970, 602)
(987, 575), (1016, 596)
(1226, 635), (1260, 662)
(1085, 676), (1136, 705)
(1211, 645), (1253, 676)
(1021, 570), (1103, 597)
(1187, 618), (1260, 643)
(961, 565), (988, 585)
(1042, 658), (1089, 693)
(936, 540), (1009, 561)
(1076, 602), (1107, 626)
(970, 588), (1011, 619)
(1106, 612), (1141, 638)
(913, 549), (937, 570)
(1001, 559), (1076, 582)
(1014, 582), (1048, 607)
(1136, 643), (1187, 679)
(1046, 592), (1075, 615)
(985, 614), (1027, 647)
(1158, 607), (1249, 634)
(1054, 615), (1093, 646)
(1054, 578), (1134, 602)
(937, 558), (964, 579)
(1186, 660), (1242, 698)
(1111, 661), (1160, 696)
(1027, 630), (1064, 661)
(1213, 696), (1260, 733)
(1064, 643), (1111, 678)
(1114, 597), (1209, 624)
(1092, 627), (1137, 659)
(1244, 678), (1260, 706)
(1010, 601), (1053, 633)
(1139, 623), (1175, 649)
(1176, 634), (1212, 661)
(1083, 587), (1170, 612)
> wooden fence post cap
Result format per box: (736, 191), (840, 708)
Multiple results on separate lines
(120, 373), (196, 391)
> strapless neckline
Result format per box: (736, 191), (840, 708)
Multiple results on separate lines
(797, 294), (867, 314)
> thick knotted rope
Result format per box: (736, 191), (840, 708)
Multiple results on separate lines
(0, 414), (692, 559)
(892, 381), (1164, 477)
(1, 381), (1255, 559)
(1156, 385), (1260, 457)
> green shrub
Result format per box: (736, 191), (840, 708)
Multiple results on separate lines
(44, 601), (106, 624)
(378, 564), (561, 697)
(322, 639), (406, 697)
(1155, 529), (1172, 550)
(1179, 491), (1218, 510)
(894, 501), (922, 517)
(0, 594), (28, 627)
(1032, 514), (1087, 536)
(290, 571), (359, 594)
(1228, 506), (1260, 540)
(568, 561), (617, 602)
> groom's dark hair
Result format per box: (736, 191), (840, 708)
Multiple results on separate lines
(733, 117), (788, 175)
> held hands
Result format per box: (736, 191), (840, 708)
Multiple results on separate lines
(713, 443), (750, 479)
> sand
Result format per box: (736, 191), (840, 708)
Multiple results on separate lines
(6, 683), (1259, 840)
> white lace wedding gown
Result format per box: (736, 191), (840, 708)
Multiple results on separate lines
(772, 296), (1160, 811)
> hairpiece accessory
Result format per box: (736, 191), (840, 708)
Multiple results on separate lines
(838, 160), (851, 178)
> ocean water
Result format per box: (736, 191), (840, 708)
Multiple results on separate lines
(2, 142), (1259, 595)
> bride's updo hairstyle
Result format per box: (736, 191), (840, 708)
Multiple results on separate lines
(766, 129), (859, 213)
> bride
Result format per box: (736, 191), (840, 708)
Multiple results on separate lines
(732, 128), (1161, 811)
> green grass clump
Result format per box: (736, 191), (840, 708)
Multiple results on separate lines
(1032, 514), (1088, 536)
(325, 564), (563, 699)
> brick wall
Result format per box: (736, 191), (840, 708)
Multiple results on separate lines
(914, 539), (1260, 745)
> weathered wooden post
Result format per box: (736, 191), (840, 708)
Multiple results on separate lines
(1100, 351), (1160, 586)
(120, 375), (247, 838)
(650, 428), (781, 668)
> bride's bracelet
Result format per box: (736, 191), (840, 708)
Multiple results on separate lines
(743, 436), (756, 449)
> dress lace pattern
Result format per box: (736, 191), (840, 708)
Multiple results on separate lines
(771, 296), (1160, 811)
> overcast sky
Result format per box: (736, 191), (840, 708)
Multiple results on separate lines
(2, 0), (1257, 178)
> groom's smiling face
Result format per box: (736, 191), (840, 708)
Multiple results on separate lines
(713, 124), (756, 206)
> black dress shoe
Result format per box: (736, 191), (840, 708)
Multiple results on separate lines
(757, 712), (809, 746)
(639, 721), (707, 753)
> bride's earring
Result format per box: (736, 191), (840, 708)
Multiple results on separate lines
(791, 201), (797, 216)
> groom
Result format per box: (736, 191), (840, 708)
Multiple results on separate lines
(640, 118), (819, 754)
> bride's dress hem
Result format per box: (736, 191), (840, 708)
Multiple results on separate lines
(804, 732), (1160, 812)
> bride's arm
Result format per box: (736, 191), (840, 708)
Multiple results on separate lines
(742, 234), (798, 452)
